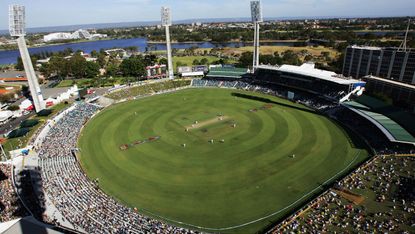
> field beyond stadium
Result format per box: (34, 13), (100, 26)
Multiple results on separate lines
(78, 88), (369, 233)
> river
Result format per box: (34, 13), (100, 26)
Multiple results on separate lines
(0, 38), (306, 65)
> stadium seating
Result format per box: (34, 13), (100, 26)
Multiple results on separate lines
(107, 80), (191, 100)
(0, 164), (28, 222)
(24, 78), (413, 233)
(37, 103), (196, 233)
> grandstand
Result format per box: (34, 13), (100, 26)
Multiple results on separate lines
(342, 101), (415, 145)
(254, 63), (366, 101)
(206, 67), (249, 79)
(363, 75), (415, 113)
(1, 76), (414, 234)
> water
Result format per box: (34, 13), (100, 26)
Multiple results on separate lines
(355, 31), (408, 36)
(0, 38), (303, 65)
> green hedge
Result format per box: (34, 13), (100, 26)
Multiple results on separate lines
(8, 128), (31, 139)
(37, 109), (52, 117)
(20, 119), (39, 128)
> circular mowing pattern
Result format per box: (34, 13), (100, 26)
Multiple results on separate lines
(78, 88), (369, 233)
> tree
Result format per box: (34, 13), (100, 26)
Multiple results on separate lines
(119, 56), (146, 77)
(90, 50), (98, 58)
(304, 55), (314, 62)
(212, 58), (225, 65)
(15, 56), (38, 71)
(260, 54), (281, 65)
(0, 93), (15, 103)
(85, 61), (100, 78)
(143, 54), (157, 66)
(7, 105), (19, 111)
(159, 58), (168, 65)
(15, 57), (24, 71)
(48, 55), (69, 78)
(69, 53), (87, 79)
(176, 61), (187, 68)
(97, 53), (107, 68)
(21, 85), (29, 97)
(237, 52), (253, 68)
(62, 48), (74, 56)
(200, 58), (209, 65)
(124, 46), (138, 53)
(106, 63), (119, 77)
(192, 59), (200, 66)
(281, 50), (301, 65)
(172, 48), (179, 56)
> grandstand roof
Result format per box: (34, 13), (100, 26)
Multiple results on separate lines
(364, 75), (415, 91)
(276, 63), (363, 85)
(343, 101), (415, 145)
(349, 45), (383, 51)
(0, 217), (62, 234)
(206, 67), (248, 79)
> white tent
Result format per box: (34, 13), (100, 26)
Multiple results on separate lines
(19, 99), (32, 110)
(0, 111), (13, 123)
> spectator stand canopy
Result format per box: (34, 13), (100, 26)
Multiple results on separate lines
(277, 63), (365, 87)
(206, 67), (249, 79)
(342, 101), (415, 145)
(0, 217), (62, 234)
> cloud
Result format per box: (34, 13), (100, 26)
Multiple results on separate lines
(0, 0), (414, 29)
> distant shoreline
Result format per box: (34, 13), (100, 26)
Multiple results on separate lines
(147, 39), (303, 44)
(0, 38), (306, 52)
(0, 37), (115, 52)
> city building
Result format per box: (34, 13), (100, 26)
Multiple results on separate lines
(342, 45), (415, 85)
(43, 29), (107, 42)
(146, 64), (167, 79)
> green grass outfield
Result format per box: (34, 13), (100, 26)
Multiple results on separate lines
(78, 88), (370, 233)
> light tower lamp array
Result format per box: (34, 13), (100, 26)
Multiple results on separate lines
(161, 7), (174, 79)
(251, 0), (263, 73)
(9, 4), (45, 112)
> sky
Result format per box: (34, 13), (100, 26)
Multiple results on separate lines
(1, 0), (414, 30)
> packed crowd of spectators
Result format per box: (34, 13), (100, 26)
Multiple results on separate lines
(274, 155), (414, 233)
(37, 103), (197, 233)
(107, 79), (191, 100)
(5, 77), (412, 233)
(254, 68), (351, 100)
(0, 163), (28, 222)
(191, 78), (337, 111)
(191, 78), (414, 154)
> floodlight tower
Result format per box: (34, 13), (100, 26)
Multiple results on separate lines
(9, 5), (45, 112)
(161, 7), (174, 79)
(398, 18), (411, 52)
(251, 1), (263, 73)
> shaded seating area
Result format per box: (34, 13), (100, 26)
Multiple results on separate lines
(206, 67), (248, 79)
(343, 101), (415, 145)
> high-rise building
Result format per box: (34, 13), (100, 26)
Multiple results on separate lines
(342, 45), (415, 85)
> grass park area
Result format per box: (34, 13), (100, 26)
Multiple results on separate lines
(79, 88), (369, 233)
(56, 79), (93, 88)
(56, 77), (138, 88)
(217, 45), (339, 58)
(172, 56), (227, 70)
